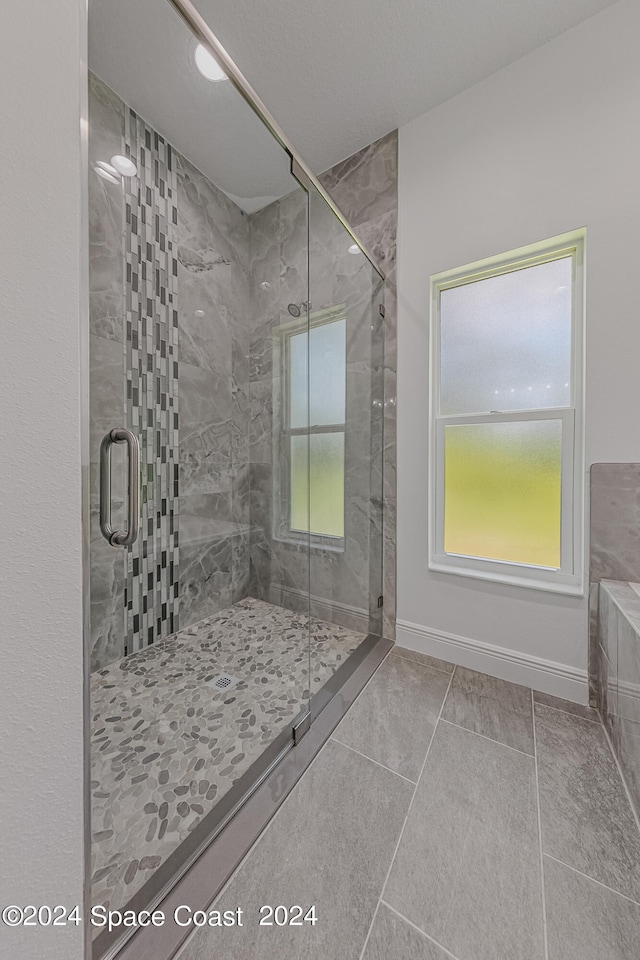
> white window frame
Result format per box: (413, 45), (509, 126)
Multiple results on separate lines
(273, 305), (347, 550)
(428, 230), (586, 595)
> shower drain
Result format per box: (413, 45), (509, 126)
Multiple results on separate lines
(207, 674), (239, 692)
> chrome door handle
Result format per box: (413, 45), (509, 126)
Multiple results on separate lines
(99, 428), (141, 547)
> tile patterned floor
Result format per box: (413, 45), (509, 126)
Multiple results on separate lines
(175, 648), (640, 960)
(91, 598), (365, 914)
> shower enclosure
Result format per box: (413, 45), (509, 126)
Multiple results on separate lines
(86, 0), (385, 955)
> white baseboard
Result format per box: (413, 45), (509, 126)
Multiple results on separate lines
(396, 618), (589, 704)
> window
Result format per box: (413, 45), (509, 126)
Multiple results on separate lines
(276, 307), (346, 543)
(429, 231), (585, 593)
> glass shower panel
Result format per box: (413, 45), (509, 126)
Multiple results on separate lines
(87, 0), (310, 951)
(305, 187), (385, 702)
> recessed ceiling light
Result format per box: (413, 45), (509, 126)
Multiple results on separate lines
(95, 165), (120, 185)
(195, 44), (228, 82)
(111, 155), (138, 177)
(347, 243), (361, 255)
(96, 160), (119, 177)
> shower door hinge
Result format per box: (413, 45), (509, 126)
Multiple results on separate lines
(292, 709), (312, 745)
(377, 595), (384, 608)
(378, 304), (385, 318)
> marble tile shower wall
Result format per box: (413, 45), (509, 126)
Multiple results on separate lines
(90, 69), (397, 668)
(598, 582), (640, 818)
(246, 187), (310, 618)
(175, 153), (251, 629)
(590, 463), (640, 697)
(89, 73), (128, 671)
(89, 74), (251, 670)
(246, 133), (396, 638)
(319, 132), (397, 639)
(590, 463), (640, 817)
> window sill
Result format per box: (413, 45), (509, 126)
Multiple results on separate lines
(428, 557), (584, 597)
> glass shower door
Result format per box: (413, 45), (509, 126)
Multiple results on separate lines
(304, 186), (385, 711)
(87, 0), (311, 952)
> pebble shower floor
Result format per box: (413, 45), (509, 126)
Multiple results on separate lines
(90, 597), (364, 915)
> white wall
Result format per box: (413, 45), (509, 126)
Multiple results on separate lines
(397, 0), (640, 701)
(0, 2), (87, 958)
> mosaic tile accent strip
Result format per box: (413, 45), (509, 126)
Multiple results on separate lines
(91, 598), (365, 915)
(123, 109), (180, 654)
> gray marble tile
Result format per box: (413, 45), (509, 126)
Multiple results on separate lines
(248, 377), (276, 463)
(179, 457), (233, 502)
(385, 720), (544, 960)
(179, 537), (234, 629)
(614, 592), (640, 816)
(177, 153), (250, 276)
(88, 74), (125, 344)
(176, 738), (413, 960)
(598, 641), (615, 728)
(441, 666), (535, 755)
(615, 712), (640, 821)
(244, 132), (397, 653)
(353, 209), (397, 277)
(590, 464), (640, 584)
(231, 461), (251, 527)
(90, 550), (125, 671)
(333, 653), (450, 781)
(179, 360), (233, 459)
(363, 904), (451, 960)
(533, 690), (599, 722)
(545, 855), (640, 960)
(89, 334), (124, 457)
(318, 131), (398, 227)
(249, 332), (274, 381)
(588, 579), (600, 706)
(535, 703), (640, 901)
(392, 645), (454, 675)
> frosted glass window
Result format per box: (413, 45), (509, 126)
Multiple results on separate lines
(286, 315), (346, 540)
(289, 331), (308, 429)
(431, 233), (585, 590)
(440, 257), (572, 415)
(444, 420), (562, 567)
(291, 433), (345, 537)
(289, 319), (346, 428)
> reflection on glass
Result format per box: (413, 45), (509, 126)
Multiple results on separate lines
(444, 420), (562, 567)
(440, 257), (572, 415)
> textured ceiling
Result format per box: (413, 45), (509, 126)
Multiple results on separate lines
(89, 0), (620, 211)
(192, 0), (620, 170)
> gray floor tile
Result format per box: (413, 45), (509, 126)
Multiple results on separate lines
(332, 653), (451, 780)
(533, 689), (599, 722)
(441, 666), (535, 755)
(176, 738), (413, 960)
(545, 856), (640, 960)
(392, 646), (455, 675)
(362, 903), (452, 960)
(535, 703), (640, 901)
(384, 721), (544, 960)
